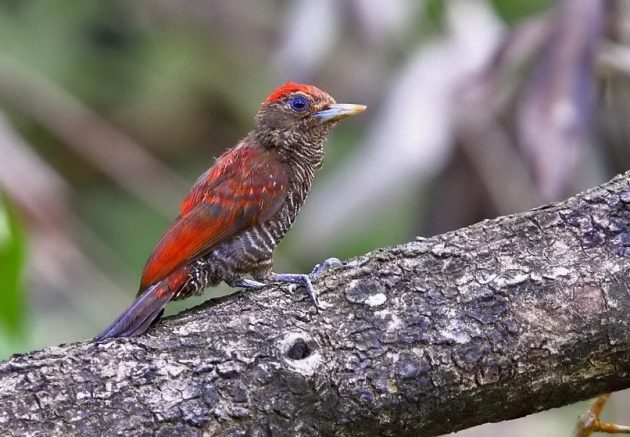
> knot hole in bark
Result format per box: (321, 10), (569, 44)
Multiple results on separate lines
(277, 332), (321, 372)
(287, 339), (311, 360)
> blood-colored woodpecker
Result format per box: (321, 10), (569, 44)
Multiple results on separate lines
(95, 83), (366, 340)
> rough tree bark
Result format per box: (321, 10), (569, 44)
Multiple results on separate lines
(2, 171), (630, 437)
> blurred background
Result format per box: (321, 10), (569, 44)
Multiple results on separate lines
(0, 0), (628, 434)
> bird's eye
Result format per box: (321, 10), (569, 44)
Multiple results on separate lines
(289, 95), (309, 112)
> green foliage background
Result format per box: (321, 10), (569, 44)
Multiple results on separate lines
(0, 198), (25, 357)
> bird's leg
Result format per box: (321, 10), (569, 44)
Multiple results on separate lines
(269, 258), (343, 309)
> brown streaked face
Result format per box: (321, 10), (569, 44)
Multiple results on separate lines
(254, 83), (366, 156)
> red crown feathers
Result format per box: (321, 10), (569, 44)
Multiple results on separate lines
(263, 82), (326, 103)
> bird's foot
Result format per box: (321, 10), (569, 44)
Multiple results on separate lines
(309, 257), (342, 280)
(271, 273), (321, 308)
(273, 258), (342, 309)
(226, 278), (266, 289)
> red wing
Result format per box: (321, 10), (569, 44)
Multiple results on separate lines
(139, 147), (287, 291)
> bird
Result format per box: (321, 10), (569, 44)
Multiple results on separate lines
(94, 82), (366, 340)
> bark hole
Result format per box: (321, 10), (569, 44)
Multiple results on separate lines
(287, 339), (311, 360)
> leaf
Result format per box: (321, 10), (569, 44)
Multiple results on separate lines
(0, 196), (26, 338)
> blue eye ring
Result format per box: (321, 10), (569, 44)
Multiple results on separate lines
(289, 95), (309, 112)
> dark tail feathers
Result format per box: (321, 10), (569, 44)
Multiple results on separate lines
(94, 282), (173, 341)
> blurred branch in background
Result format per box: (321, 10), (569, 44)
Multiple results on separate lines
(516, 0), (604, 202)
(0, 113), (130, 349)
(599, 41), (630, 79)
(452, 15), (548, 216)
(575, 394), (630, 437)
(294, 0), (502, 256)
(0, 55), (188, 215)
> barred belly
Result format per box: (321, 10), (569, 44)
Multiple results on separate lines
(171, 189), (305, 301)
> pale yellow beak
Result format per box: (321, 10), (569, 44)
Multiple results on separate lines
(315, 103), (366, 123)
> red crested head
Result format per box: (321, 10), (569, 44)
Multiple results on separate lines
(255, 82), (366, 164)
(263, 82), (330, 104)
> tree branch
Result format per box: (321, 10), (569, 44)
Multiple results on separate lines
(2, 172), (630, 436)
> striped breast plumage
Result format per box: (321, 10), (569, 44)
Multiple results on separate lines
(139, 144), (289, 294)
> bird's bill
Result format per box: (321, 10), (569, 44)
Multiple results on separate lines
(315, 103), (366, 123)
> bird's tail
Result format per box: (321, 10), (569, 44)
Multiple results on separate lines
(94, 281), (173, 341)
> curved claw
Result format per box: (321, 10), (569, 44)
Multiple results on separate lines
(226, 278), (266, 289)
(309, 257), (342, 280)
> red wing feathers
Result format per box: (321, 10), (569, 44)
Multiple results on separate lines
(139, 146), (288, 292)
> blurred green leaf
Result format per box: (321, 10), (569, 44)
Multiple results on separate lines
(0, 196), (26, 339)
(424, 0), (445, 28)
(491, 0), (552, 23)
